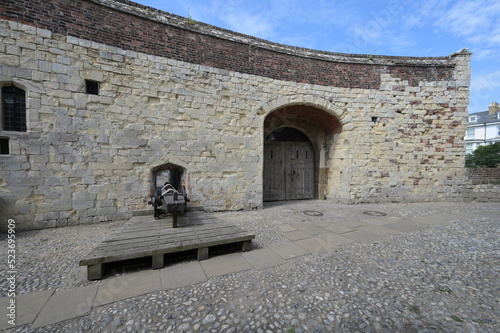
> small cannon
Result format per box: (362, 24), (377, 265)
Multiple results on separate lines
(148, 167), (188, 228)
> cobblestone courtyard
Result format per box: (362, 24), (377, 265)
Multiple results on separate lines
(1, 201), (499, 332)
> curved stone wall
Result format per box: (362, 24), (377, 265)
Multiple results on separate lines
(0, 0), (474, 230)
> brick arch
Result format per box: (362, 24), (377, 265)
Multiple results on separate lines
(260, 95), (345, 124)
(263, 105), (343, 138)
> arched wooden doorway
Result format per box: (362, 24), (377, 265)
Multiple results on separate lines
(263, 127), (315, 201)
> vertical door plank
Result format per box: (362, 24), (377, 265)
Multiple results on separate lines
(263, 142), (286, 200)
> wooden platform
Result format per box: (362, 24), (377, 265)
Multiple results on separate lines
(79, 212), (255, 280)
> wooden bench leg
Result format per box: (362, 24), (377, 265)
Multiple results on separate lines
(87, 264), (103, 280)
(172, 212), (178, 228)
(240, 240), (252, 252)
(152, 253), (164, 269)
(197, 247), (208, 260)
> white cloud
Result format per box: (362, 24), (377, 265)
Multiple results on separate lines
(469, 70), (500, 112)
(224, 12), (276, 39)
(430, 0), (500, 46)
(401, 0), (452, 29)
(473, 49), (495, 60)
(187, 0), (279, 40)
(388, 35), (417, 53)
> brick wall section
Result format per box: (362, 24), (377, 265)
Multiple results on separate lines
(388, 65), (454, 87)
(0, 0), (454, 89)
(466, 168), (500, 185)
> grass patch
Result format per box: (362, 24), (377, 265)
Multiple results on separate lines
(441, 275), (451, 280)
(472, 319), (485, 326)
(436, 286), (452, 293)
(451, 315), (463, 322)
(409, 305), (421, 315)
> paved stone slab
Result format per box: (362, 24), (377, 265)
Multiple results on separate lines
(291, 223), (327, 235)
(414, 213), (468, 226)
(447, 211), (483, 219)
(342, 230), (382, 243)
(383, 220), (426, 233)
(374, 215), (406, 221)
(313, 221), (332, 228)
(94, 270), (162, 307)
(200, 253), (253, 278)
(358, 225), (399, 236)
(0, 289), (54, 329)
(322, 224), (354, 234)
(474, 210), (500, 219)
(160, 261), (207, 289)
(338, 219), (370, 228)
(294, 237), (339, 255)
(268, 241), (310, 260)
(281, 230), (310, 241)
(316, 232), (356, 246)
(365, 217), (412, 226)
(277, 225), (297, 232)
(363, 217), (400, 226)
(32, 285), (98, 329)
(242, 248), (287, 270)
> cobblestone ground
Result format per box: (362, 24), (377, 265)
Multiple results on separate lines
(1, 201), (499, 332)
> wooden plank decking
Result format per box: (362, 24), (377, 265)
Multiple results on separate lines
(79, 212), (255, 280)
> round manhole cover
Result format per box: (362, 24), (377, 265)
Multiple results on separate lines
(303, 210), (324, 216)
(363, 211), (387, 216)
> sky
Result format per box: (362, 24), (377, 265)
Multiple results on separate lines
(133, 0), (500, 114)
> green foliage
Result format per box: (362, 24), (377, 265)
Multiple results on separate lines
(472, 318), (485, 326)
(436, 286), (452, 293)
(409, 305), (421, 314)
(465, 143), (500, 168)
(186, 6), (196, 25)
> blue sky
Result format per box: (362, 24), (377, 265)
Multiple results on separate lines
(133, 0), (500, 114)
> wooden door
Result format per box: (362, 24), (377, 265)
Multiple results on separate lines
(264, 141), (314, 201)
(263, 142), (286, 201)
(286, 142), (314, 200)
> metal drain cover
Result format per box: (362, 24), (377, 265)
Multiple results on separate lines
(363, 211), (387, 216)
(303, 210), (324, 216)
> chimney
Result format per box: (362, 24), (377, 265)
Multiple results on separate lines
(488, 102), (499, 114)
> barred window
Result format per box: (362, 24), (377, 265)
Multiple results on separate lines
(2, 86), (26, 132)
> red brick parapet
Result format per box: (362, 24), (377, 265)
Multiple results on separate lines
(1, 0), (461, 89)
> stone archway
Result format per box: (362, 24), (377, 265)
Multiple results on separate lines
(263, 104), (342, 201)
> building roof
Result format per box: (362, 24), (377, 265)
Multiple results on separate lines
(468, 110), (500, 126)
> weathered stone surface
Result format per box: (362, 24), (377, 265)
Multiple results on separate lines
(0, 1), (493, 231)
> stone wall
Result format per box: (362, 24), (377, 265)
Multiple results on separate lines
(0, 0), (477, 231)
(460, 169), (500, 202)
(465, 168), (500, 184)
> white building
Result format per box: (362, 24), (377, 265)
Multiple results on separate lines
(465, 102), (500, 154)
